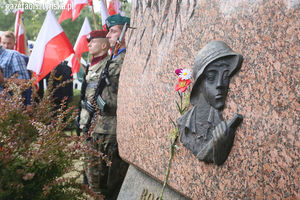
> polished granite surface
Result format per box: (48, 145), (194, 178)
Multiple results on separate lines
(117, 1), (299, 199)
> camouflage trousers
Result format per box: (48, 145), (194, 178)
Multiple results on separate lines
(84, 133), (129, 199)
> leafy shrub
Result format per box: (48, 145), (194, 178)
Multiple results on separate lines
(0, 81), (104, 200)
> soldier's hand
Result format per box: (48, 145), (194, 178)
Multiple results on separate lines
(212, 121), (227, 142)
(211, 114), (243, 165)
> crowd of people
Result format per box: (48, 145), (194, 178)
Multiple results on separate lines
(0, 13), (131, 199)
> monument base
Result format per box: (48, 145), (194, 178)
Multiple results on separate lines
(117, 165), (188, 200)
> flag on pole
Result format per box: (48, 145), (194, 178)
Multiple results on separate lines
(14, 9), (23, 45)
(15, 18), (28, 55)
(58, 0), (92, 24)
(14, 9), (28, 54)
(70, 17), (91, 75)
(28, 10), (74, 83)
(99, 0), (109, 30)
(58, 0), (72, 23)
(108, 0), (120, 16)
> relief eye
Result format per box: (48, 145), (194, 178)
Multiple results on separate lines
(207, 76), (215, 81)
(206, 71), (216, 81)
(222, 71), (229, 81)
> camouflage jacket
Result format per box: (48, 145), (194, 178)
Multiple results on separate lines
(80, 51), (126, 135)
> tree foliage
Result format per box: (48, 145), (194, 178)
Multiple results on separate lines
(0, 0), (131, 45)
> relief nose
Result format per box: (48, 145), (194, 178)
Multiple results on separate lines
(216, 75), (224, 89)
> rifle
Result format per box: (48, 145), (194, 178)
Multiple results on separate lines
(113, 22), (128, 56)
(75, 63), (90, 136)
(82, 22), (128, 135)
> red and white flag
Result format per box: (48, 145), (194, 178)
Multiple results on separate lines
(14, 9), (27, 55)
(58, 0), (93, 23)
(28, 10), (74, 83)
(70, 17), (91, 75)
(16, 20), (27, 55)
(14, 9), (23, 46)
(108, 0), (120, 16)
(99, 0), (109, 30)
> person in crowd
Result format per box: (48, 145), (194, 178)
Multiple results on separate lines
(0, 31), (29, 64)
(0, 68), (4, 84)
(0, 35), (30, 93)
(0, 31), (31, 107)
(0, 31), (15, 50)
(45, 61), (73, 110)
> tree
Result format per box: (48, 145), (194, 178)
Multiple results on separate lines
(119, 0), (131, 17)
(0, 0), (18, 31)
(0, 0), (131, 45)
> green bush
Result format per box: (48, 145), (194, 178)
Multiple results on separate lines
(0, 82), (103, 200)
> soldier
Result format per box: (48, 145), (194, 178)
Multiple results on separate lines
(80, 14), (130, 198)
(78, 30), (111, 194)
(89, 14), (131, 199)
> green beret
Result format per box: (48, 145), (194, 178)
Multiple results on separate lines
(105, 14), (130, 31)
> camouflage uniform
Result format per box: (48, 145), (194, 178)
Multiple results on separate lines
(80, 51), (128, 198)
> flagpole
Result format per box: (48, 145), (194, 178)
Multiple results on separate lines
(91, 4), (98, 30)
(14, 10), (21, 51)
(21, 18), (28, 56)
(74, 54), (86, 74)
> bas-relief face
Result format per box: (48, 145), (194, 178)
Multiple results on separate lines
(179, 42), (243, 165)
(200, 59), (231, 110)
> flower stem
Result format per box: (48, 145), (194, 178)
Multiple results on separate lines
(159, 136), (177, 200)
(178, 92), (184, 115)
(159, 89), (190, 199)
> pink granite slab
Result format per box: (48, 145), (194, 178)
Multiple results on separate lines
(117, 0), (299, 199)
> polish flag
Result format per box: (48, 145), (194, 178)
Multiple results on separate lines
(15, 19), (27, 55)
(99, 0), (109, 30)
(108, 0), (120, 16)
(70, 17), (91, 75)
(14, 9), (27, 54)
(14, 9), (23, 44)
(28, 10), (74, 83)
(58, 0), (93, 23)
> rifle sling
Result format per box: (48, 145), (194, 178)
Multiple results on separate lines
(82, 54), (114, 134)
(76, 64), (91, 135)
(94, 54), (113, 101)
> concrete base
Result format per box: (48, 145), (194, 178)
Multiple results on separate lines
(117, 165), (188, 200)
